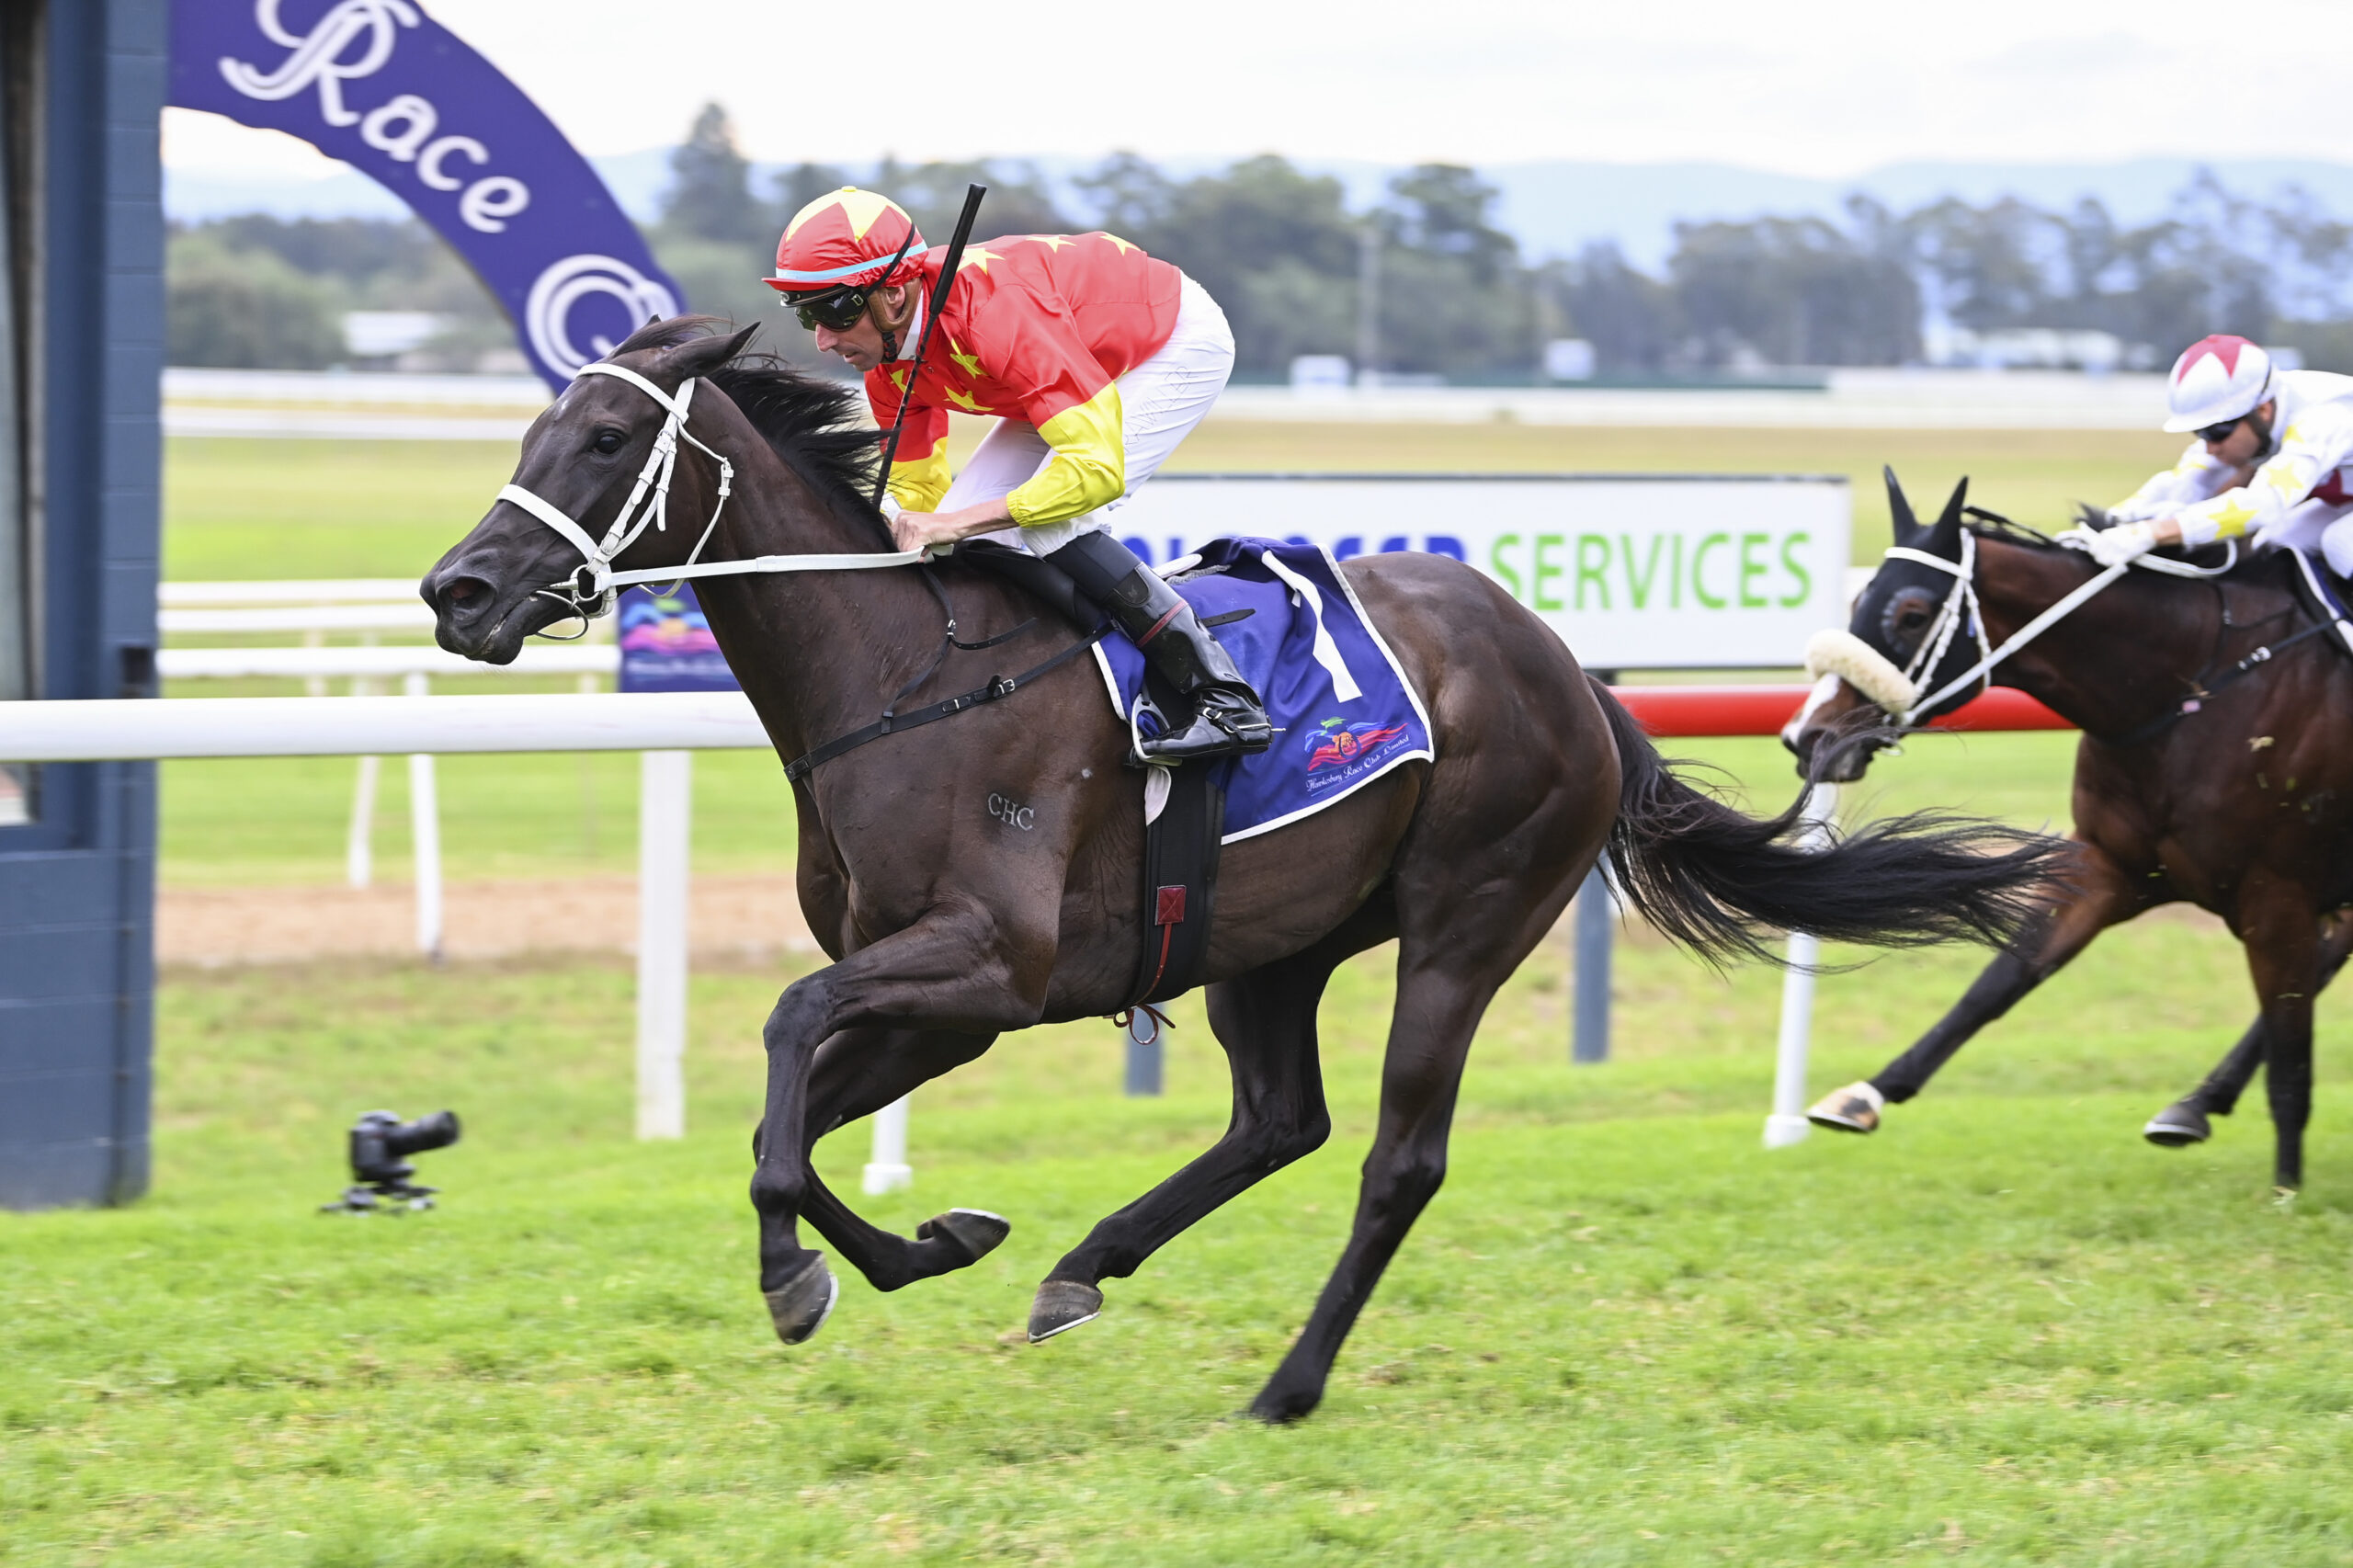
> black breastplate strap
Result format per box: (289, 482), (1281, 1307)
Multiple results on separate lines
(783, 626), (1109, 784)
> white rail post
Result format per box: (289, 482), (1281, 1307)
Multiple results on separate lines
(636, 749), (691, 1140)
(404, 672), (443, 961)
(1764, 782), (1839, 1148)
(347, 668), (379, 890)
(864, 1096), (913, 1195)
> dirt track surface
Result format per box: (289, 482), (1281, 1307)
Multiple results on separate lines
(158, 875), (818, 966)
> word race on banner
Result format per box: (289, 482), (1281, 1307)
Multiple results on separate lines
(171, 0), (684, 391)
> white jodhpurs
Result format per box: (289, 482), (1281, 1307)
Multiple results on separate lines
(2253, 496), (2353, 577)
(943, 273), (1234, 556)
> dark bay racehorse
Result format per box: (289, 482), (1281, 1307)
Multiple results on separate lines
(1790, 474), (2353, 1195)
(426, 322), (2059, 1422)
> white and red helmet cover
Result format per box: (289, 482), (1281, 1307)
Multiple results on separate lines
(2164, 335), (2274, 433)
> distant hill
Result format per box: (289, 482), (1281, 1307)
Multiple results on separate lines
(165, 153), (2353, 273)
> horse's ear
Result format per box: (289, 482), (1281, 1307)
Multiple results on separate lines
(1884, 466), (1919, 545)
(666, 323), (759, 380)
(1922, 476), (1969, 558)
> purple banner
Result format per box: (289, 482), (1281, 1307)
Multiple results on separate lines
(617, 585), (742, 694)
(170, 0), (686, 391)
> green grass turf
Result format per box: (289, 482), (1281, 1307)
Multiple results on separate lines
(6, 901), (2352, 1563)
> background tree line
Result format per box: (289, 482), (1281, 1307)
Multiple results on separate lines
(168, 102), (2353, 376)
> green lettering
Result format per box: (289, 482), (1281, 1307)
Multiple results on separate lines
(1533, 533), (1565, 611)
(1490, 532), (1523, 601)
(1574, 534), (1612, 610)
(1779, 531), (1813, 608)
(1620, 534), (1665, 609)
(1738, 532), (1770, 608)
(1670, 535), (1683, 608)
(1692, 532), (1730, 608)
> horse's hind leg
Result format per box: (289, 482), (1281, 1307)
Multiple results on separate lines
(1811, 841), (2138, 1133)
(1026, 905), (1391, 1343)
(757, 1024), (1007, 1293)
(2146, 910), (2353, 1147)
(1249, 832), (1583, 1423)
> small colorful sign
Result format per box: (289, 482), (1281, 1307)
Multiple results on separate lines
(617, 585), (739, 694)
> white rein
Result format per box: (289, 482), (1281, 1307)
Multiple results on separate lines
(494, 360), (924, 624)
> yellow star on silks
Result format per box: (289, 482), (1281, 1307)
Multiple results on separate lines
(955, 247), (1006, 275)
(1099, 233), (1139, 256)
(2284, 423), (2308, 445)
(887, 368), (908, 392)
(1025, 234), (1076, 252)
(787, 186), (900, 242)
(944, 385), (995, 414)
(2209, 496), (2259, 534)
(948, 337), (983, 379)
(2266, 462), (2309, 498)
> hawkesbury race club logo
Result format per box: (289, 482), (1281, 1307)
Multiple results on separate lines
(1302, 716), (1411, 779)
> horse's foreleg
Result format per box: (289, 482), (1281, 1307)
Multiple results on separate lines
(754, 1025), (1005, 1293)
(1810, 841), (2138, 1133)
(1027, 920), (1374, 1343)
(2239, 881), (2322, 1194)
(2147, 910), (2353, 1147)
(749, 910), (1051, 1345)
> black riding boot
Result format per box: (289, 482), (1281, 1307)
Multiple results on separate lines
(1046, 531), (1274, 762)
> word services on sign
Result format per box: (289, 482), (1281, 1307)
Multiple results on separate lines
(1110, 476), (1850, 671)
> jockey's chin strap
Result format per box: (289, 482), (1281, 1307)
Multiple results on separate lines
(1811, 530), (2239, 728)
(494, 361), (925, 630)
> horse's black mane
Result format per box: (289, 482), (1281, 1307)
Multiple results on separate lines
(610, 315), (885, 529)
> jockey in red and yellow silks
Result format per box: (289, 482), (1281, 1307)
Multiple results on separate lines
(762, 187), (1269, 763)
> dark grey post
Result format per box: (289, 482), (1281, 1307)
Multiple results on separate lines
(1572, 669), (1620, 1065)
(1124, 1011), (1164, 1096)
(1572, 858), (1615, 1064)
(0, 0), (166, 1210)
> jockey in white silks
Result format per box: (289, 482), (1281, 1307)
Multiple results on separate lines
(2081, 335), (2353, 575)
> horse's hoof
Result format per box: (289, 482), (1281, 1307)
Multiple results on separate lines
(1247, 1378), (1324, 1425)
(2143, 1101), (2211, 1147)
(1027, 1280), (1103, 1343)
(1808, 1081), (1883, 1134)
(917, 1208), (1010, 1267)
(763, 1256), (838, 1346)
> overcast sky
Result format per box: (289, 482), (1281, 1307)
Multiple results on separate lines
(165, 0), (2353, 179)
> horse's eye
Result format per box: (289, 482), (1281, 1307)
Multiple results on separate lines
(592, 429), (626, 455)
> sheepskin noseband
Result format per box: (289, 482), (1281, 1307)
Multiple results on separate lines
(1804, 628), (1918, 713)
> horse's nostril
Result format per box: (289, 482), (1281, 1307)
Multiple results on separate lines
(446, 579), (484, 606)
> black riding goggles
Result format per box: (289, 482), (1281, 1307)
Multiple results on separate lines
(2197, 415), (2245, 444)
(789, 287), (871, 334)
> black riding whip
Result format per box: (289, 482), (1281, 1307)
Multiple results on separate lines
(870, 182), (986, 511)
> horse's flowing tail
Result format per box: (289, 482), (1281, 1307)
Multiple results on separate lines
(1591, 676), (2064, 965)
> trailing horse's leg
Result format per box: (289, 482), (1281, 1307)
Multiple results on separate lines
(749, 911), (1054, 1346)
(1026, 907), (1390, 1342)
(2239, 881), (2322, 1194)
(754, 1025), (1008, 1293)
(2146, 911), (2353, 1147)
(1810, 843), (2139, 1133)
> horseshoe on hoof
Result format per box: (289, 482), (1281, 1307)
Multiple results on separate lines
(1807, 1081), (1884, 1134)
(2143, 1100), (2212, 1148)
(1027, 1279), (1103, 1343)
(916, 1208), (1011, 1267)
(764, 1255), (839, 1346)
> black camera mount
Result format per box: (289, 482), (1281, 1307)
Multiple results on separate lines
(321, 1108), (461, 1214)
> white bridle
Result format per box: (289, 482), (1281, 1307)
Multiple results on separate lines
(493, 360), (924, 625)
(1796, 530), (2237, 735)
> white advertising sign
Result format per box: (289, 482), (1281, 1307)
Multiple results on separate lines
(1109, 475), (1851, 671)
